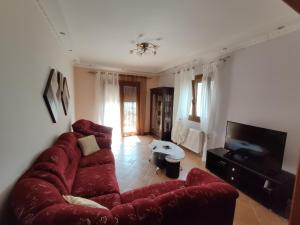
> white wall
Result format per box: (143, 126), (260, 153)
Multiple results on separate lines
(0, 0), (75, 218)
(216, 30), (300, 174)
(158, 73), (175, 87)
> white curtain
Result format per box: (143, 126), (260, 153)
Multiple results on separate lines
(200, 63), (220, 161)
(95, 72), (121, 139)
(171, 68), (194, 144)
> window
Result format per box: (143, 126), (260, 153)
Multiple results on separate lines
(189, 74), (202, 122)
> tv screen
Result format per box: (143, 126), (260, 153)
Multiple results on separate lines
(224, 121), (287, 175)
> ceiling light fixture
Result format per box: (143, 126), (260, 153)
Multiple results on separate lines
(130, 34), (161, 56)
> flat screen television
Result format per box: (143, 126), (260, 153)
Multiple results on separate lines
(224, 121), (287, 176)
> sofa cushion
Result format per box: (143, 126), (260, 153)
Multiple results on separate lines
(90, 193), (121, 209)
(121, 180), (186, 203)
(79, 149), (115, 168)
(63, 195), (108, 209)
(72, 164), (119, 198)
(77, 135), (100, 156)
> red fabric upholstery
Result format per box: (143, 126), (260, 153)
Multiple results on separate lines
(10, 121), (238, 225)
(72, 164), (119, 198)
(73, 119), (113, 135)
(121, 180), (185, 203)
(79, 149), (115, 168)
(72, 119), (112, 148)
(154, 182), (238, 225)
(53, 132), (82, 192)
(11, 178), (65, 225)
(186, 167), (222, 186)
(90, 193), (121, 209)
(33, 204), (114, 225)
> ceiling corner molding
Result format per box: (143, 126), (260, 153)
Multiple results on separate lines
(158, 20), (300, 74)
(74, 62), (158, 77)
(35, 0), (60, 41)
(35, 0), (77, 59)
(283, 0), (300, 13)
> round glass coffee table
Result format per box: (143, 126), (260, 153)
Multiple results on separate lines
(149, 140), (185, 177)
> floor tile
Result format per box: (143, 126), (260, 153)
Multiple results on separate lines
(112, 135), (288, 225)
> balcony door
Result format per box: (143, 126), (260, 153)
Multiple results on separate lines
(119, 81), (140, 136)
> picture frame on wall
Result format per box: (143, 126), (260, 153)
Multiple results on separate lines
(43, 68), (59, 123)
(61, 77), (70, 116)
(57, 71), (63, 99)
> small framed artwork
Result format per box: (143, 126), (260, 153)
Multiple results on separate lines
(61, 77), (70, 115)
(57, 71), (63, 99)
(43, 69), (59, 123)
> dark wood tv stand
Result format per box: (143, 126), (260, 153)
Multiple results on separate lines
(206, 148), (295, 218)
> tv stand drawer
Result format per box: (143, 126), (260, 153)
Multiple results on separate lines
(227, 165), (240, 186)
(206, 152), (228, 180)
(206, 148), (295, 218)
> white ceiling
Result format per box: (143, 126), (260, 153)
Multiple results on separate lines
(40, 0), (299, 73)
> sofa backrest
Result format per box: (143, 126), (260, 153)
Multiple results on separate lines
(11, 132), (83, 225)
(72, 119), (98, 136)
(20, 132), (82, 194)
(11, 178), (65, 225)
(53, 132), (82, 192)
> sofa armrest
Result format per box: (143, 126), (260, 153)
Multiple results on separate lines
(155, 183), (238, 225)
(121, 180), (185, 203)
(185, 168), (222, 186)
(91, 123), (113, 135)
(73, 127), (105, 137)
(96, 136), (112, 149)
(113, 182), (238, 225)
(33, 204), (115, 225)
(100, 125), (113, 134)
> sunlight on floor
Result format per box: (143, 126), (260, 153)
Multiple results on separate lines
(112, 135), (289, 225)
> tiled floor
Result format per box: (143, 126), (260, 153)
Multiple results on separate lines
(112, 135), (289, 225)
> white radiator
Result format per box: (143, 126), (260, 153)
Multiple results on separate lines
(182, 128), (204, 154)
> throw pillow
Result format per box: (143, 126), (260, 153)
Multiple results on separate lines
(63, 195), (108, 210)
(77, 135), (100, 156)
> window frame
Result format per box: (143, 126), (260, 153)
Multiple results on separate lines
(189, 74), (203, 123)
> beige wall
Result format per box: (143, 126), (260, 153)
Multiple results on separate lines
(158, 73), (175, 87)
(74, 67), (97, 122)
(0, 0), (75, 221)
(214, 30), (300, 174)
(74, 67), (160, 133)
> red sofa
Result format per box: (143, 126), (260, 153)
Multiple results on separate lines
(72, 119), (112, 148)
(10, 122), (238, 225)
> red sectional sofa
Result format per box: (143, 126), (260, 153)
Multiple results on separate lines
(10, 121), (239, 225)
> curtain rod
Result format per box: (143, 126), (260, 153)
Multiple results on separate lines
(87, 71), (150, 79)
(209, 55), (231, 64)
(171, 55), (231, 75)
(171, 66), (196, 75)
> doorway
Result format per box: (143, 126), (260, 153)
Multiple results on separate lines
(119, 81), (140, 136)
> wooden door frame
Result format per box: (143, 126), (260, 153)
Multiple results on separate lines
(289, 155), (300, 225)
(119, 81), (140, 136)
